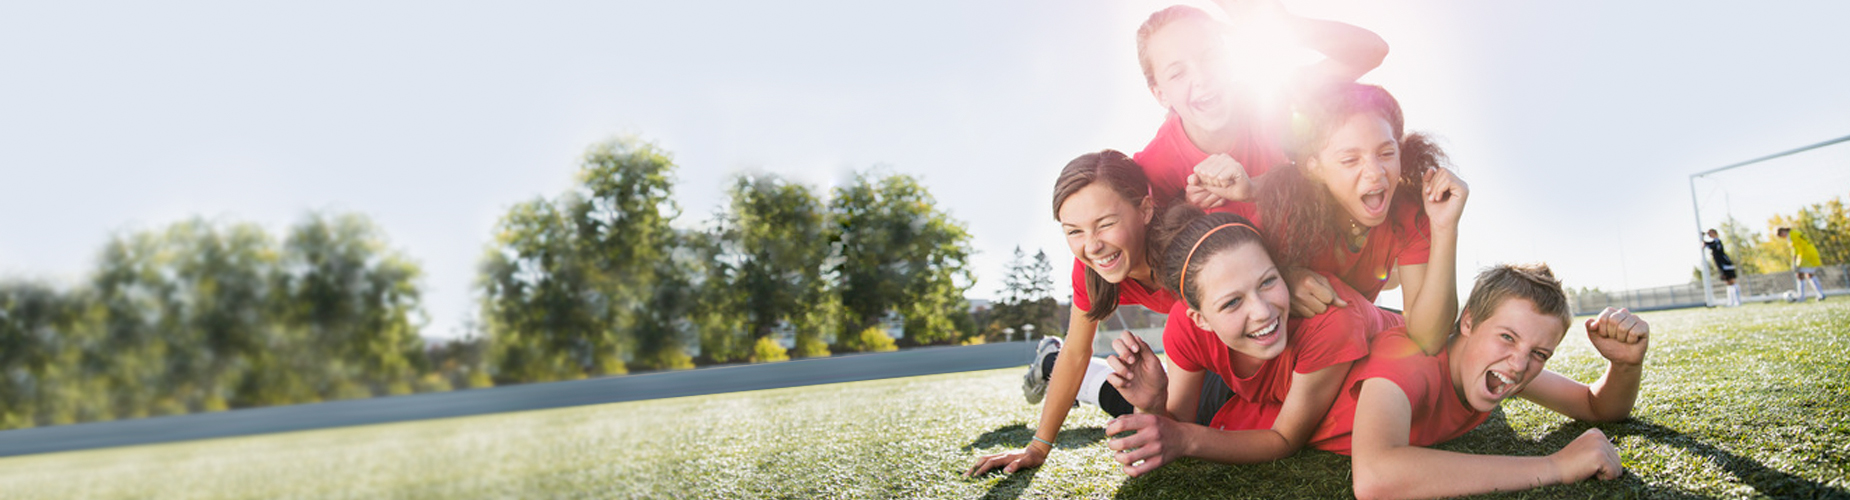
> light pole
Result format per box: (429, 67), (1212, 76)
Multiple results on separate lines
(1021, 324), (1036, 343)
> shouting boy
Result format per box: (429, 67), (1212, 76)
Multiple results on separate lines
(1309, 263), (1650, 499)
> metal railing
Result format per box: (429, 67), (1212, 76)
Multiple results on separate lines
(1569, 264), (1848, 315)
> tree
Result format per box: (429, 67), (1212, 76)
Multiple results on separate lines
(829, 171), (976, 346)
(479, 136), (682, 382)
(991, 247), (1061, 342)
(0, 281), (83, 427)
(717, 172), (833, 357)
(268, 212), (427, 401)
(480, 198), (608, 382)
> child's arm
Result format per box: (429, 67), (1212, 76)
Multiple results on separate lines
(1280, 267), (1349, 318)
(1105, 361), (1351, 475)
(1214, 0), (1388, 85)
(1519, 307), (1649, 422)
(966, 304), (1097, 476)
(1286, 11), (1389, 84)
(1350, 379), (1622, 500)
(1106, 330), (1170, 414)
(1398, 167), (1468, 354)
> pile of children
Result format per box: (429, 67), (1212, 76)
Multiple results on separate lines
(966, 3), (1652, 498)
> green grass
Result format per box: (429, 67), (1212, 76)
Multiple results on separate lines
(3, 301), (1847, 499)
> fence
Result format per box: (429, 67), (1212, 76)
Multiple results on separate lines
(1569, 264), (1849, 315)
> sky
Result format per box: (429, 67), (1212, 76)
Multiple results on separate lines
(4, 1), (1849, 340)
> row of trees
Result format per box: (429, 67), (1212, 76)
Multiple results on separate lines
(0, 214), (481, 429)
(1700, 194), (1849, 279)
(476, 137), (1001, 383)
(0, 135), (1064, 429)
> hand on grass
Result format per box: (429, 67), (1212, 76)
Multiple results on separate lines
(1585, 307), (1649, 366)
(965, 446), (1045, 477)
(1189, 154), (1255, 204)
(1106, 332), (1168, 414)
(1105, 413), (1187, 477)
(1421, 166), (1468, 233)
(1550, 428), (1623, 484)
(1282, 266), (1347, 318)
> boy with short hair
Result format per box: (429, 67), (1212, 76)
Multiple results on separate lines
(1308, 263), (1650, 500)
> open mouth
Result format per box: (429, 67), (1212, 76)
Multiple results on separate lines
(1360, 187), (1388, 216)
(1245, 318), (1282, 346)
(1189, 92), (1221, 114)
(1091, 251), (1122, 272)
(1484, 370), (1515, 399)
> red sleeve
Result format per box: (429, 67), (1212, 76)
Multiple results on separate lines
(1070, 259), (1092, 312)
(1395, 205), (1432, 267)
(1347, 330), (1434, 403)
(1133, 114), (1195, 202)
(1286, 276), (1372, 374)
(1161, 301), (1207, 372)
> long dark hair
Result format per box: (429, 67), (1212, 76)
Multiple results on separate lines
(1150, 203), (1271, 311)
(1261, 83), (1450, 269)
(1052, 150), (1159, 322)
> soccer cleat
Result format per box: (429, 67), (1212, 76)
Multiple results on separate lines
(1022, 336), (1063, 404)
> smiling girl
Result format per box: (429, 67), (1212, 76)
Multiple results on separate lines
(967, 150), (1178, 476)
(1260, 83), (1468, 355)
(1099, 206), (1399, 475)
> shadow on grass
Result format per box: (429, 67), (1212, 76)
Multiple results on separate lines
(961, 423), (1106, 452)
(1547, 418), (1848, 499)
(963, 424), (1108, 500)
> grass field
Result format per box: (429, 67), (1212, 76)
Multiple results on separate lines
(4, 301), (1847, 499)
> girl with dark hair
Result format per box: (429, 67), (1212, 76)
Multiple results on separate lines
(967, 150), (1178, 476)
(1100, 205), (1398, 475)
(1259, 83), (1468, 355)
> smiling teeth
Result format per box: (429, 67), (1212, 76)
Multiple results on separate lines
(1492, 371), (1514, 388)
(1093, 253), (1119, 267)
(1247, 320), (1278, 338)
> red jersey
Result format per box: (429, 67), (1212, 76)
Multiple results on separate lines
(1070, 259), (1177, 314)
(1308, 327), (1489, 455)
(1134, 112), (1288, 202)
(1310, 200), (1432, 302)
(1161, 275), (1398, 431)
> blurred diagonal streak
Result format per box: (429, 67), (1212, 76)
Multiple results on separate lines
(0, 341), (1035, 457)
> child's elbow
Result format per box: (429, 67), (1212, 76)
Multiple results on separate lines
(1351, 458), (1402, 500)
(1352, 474), (1398, 500)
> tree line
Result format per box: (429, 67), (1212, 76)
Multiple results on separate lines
(477, 137), (993, 380)
(0, 136), (1063, 429)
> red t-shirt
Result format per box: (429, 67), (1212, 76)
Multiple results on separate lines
(1070, 259), (1177, 314)
(1134, 112), (1287, 203)
(1308, 327), (1490, 455)
(1309, 200), (1432, 302)
(1161, 274), (1397, 431)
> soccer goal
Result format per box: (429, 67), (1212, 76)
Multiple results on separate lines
(1688, 134), (1850, 306)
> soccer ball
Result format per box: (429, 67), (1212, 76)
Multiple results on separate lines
(1783, 290), (1800, 303)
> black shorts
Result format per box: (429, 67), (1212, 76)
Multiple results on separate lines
(1721, 268), (1738, 280)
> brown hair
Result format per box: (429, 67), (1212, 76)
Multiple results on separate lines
(1150, 203), (1272, 311)
(1462, 263), (1572, 337)
(1053, 150), (1156, 322)
(1135, 5), (1216, 88)
(1260, 83), (1449, 269)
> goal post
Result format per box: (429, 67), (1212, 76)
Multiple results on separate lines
(1689, 133), (1850, 305)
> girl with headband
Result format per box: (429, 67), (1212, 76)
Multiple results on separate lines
(1260, 83), (1468, 356)
(968, 150), (1179, 477)
(1099, 205), (1399, 475)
